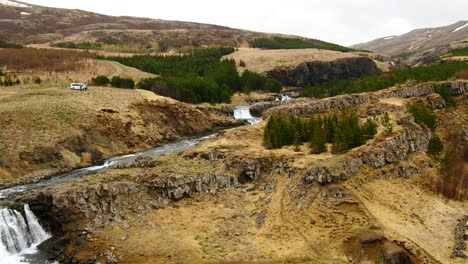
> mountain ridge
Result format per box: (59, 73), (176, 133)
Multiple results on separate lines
(0, 0), (351, 52)
(352, 20), (468, 65)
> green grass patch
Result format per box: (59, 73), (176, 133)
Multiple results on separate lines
(447, 47), (468, 57)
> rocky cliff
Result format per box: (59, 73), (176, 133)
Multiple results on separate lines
(266, 57), (381, 87)
(303, 122), (431, 184)
(264, 81), (468, 117)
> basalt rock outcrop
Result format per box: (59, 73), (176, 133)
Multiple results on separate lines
(14, 182), (152, 230)
(146, 174), (239, 200)
(303, 122), (431, 184)
(264, 81), (468, 117)
(11, 171), (247, 231)
(266, 57), (381, 87)
(451, 215), (468, 259)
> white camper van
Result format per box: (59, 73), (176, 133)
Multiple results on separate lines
(70, 83), (88, 90)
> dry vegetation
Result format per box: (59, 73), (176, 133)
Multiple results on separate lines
(223, 48), (387, 74)
(0, 84), (229, 185)
(0, 48), (95, 72)
(437, 135), (468, 200)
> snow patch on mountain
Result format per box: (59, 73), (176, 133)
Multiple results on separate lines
(453, 22), (468, 33)
(0, 0), (30, 8)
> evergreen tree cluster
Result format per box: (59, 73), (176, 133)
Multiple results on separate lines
(0, 71), (21, 86)
(53, 41), (100, 50)
(91, 75), (110, 86)
(408, 103), (445, 156)
(0, 40), (23, 49)
(103, 47), (281, 104)
(0, 77), (20, 86)
(263, 110), (377, 154)
(109, 76), (135, 89)
(302, 61), (468, 98)
(252, 37), (354, 52)
(409, 104), (437, 131)
(428, 134), (444, 156)
(433, 84), (456, 107)
(447, 47), (468, 57)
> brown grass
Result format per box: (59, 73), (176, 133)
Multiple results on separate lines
(437, 134), (468, 200)
(223, 48), (360, 73)
(455, 69), (468, 79)
(0, 48), (95, 72)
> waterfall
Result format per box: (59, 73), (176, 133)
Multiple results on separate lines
(233, 106), (262, 125)
(0, 204), (51, 263)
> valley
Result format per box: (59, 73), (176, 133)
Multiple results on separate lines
(0, 1), (467, 264)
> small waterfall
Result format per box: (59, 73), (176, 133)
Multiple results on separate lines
(0, 204), (51, 263)
(234, 106), (262, 125)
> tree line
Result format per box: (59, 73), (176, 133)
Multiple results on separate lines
(301, 61), (468, 98)
(101, 47), (282, 104)
(0, 40), (23, 49)
(263, 110), (378, 154)
(252, 37), (354, 52)
(91, 75), (135, 89)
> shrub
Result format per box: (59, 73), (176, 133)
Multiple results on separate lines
(0, 40), (23, 49)
(34, 77), (42, 84)
(239, 60), (246, 67)
(428, 134), (444, 155)
(91, 75), (110, 86)
(381, 112), (394, 135)
(362, 117), (378, 139)
(110, 76), (135, 89)
(3, 78), (14, 86)
(409, 104), (437, 130)
(433, 84), (456, 107)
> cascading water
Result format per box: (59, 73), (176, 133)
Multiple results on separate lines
(234, 106), (262, 124)
(0, 204), (51, 264)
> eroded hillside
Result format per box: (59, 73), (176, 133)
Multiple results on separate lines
(0, 82), (235, 187)
(224, 48), (388, 87)
(9, 81), (467, 263)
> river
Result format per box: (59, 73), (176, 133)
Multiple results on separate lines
(0, 104), (264, 263)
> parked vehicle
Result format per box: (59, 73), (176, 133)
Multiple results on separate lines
(70, 83), (88, 90)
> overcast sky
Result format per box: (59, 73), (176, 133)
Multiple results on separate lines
(24, 0), (468, 46)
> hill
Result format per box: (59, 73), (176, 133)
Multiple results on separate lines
(0, 0), (352, 53)
(352, 20), (468, 65)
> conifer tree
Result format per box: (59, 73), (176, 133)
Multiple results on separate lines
(382, 112), (394, 135)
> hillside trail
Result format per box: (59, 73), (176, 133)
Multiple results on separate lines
(98, 60), (157, 81)
(345, 185), (444, 264)
(270, 176), (347, 263)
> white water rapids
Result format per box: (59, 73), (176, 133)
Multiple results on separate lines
(0, 204), (52, 264)
(233, 106), (262, 124)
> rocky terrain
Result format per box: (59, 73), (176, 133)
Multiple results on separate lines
(4, 80), (466, 263)
(0, 83), (237, 187)
(0, 3), (467, 263)
(224, 48), (387, 87)
(352, 20), (468, 65)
